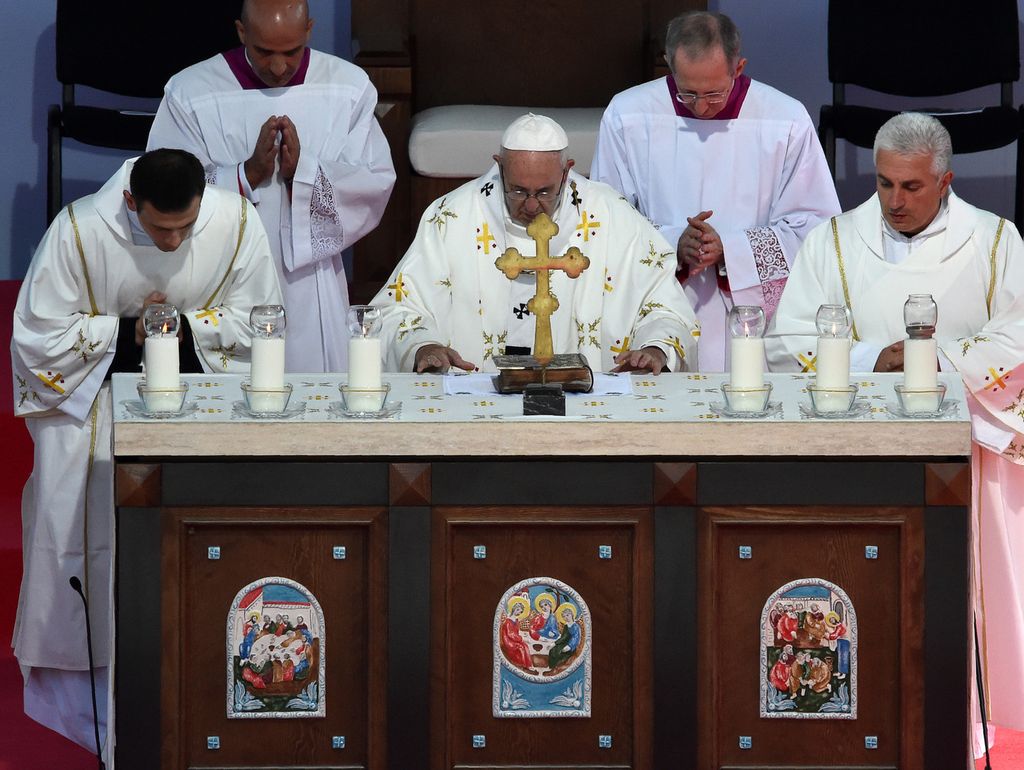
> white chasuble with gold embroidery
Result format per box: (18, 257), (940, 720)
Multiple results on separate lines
(10, 158), (280, 756)
(766, 190), (1024, 732)
(372, 166), (698, 373)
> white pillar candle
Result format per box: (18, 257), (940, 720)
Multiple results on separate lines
(903, 338), (938, 388)
(816, 337), (850, 389)
(251, 338), (285, 388)
(143, 335), (181, 411)
(903, 338), (940, 411)
(347, 337), (383, 411)
(248, 337), (287, 412)
(729, 337), (765, 410)
(729, 337), (765, 388)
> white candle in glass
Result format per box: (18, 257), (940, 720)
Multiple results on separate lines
(813, 305), (852, 412)
(251, 337), (285, 389)
(727, 306), (767, 411)
(142, 304), (182, 412)
(144, 334), (180, 389)
(815, 337), (850, 389)
(903, 338), (938, 388)
(902, 294), (940, 411)
(248, 305), (288, 412)
(347, 305), (384, 412)
(730, 337), (765, 389)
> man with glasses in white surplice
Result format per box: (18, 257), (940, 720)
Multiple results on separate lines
(591, 11), (840, 371)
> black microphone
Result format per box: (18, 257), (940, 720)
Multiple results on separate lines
(69, 576), (105, 770)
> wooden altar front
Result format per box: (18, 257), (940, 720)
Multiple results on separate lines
(111, 373), (972, 770)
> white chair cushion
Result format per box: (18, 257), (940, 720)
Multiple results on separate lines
(409, 105), (604, 178)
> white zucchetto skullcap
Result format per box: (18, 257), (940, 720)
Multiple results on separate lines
(501, 113), (568, 152)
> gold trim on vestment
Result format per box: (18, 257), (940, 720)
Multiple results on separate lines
(202, 196), (248, 309)
(83, 396), (99, 603)
(975, 449), (992, 721)
(986, 219), (1004, 319)
(67, 203), (99, 317)
(830, 217), (860, 342)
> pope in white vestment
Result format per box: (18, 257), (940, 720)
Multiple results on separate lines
(591, 11), (839, 370)
(10, 154), (281, 758)
(766, 187), (1024, 741)
(147, 0), (396, 373)
(372, 115), (698, 374)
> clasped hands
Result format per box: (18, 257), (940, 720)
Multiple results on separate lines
(413, 343), (668, 375)
(244, 115), (301, 189)
(677, 209), (724, 275)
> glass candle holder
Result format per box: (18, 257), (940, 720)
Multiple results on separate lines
(347, 305), (384, 411)
(815, 304), (851, 390)
(904, 294), (938, 339)
(728, 305), (766, 401)
(249, 305), (287, 395)
(142, 303), (180, 393)
(903, 294), (938, 390)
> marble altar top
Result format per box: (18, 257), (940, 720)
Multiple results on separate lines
(111, 372), (972, 458)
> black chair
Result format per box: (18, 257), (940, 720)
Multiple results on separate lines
(47, 0), (243, 223)
(819, 0), (1024, 224)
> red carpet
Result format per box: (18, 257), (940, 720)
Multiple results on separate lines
(0, 277), (1022, 767)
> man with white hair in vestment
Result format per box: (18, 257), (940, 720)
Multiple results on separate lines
(371, 113), (698, 374)
(765, 111), (1024, 754)
(591, 10), (839, 371)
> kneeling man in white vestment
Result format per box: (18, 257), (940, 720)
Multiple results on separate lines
(372, 113), (698, 374)
(10, 149), (281, 760)
(765, 112), (1024, 749)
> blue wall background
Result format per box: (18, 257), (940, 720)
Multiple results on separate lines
(0, 0), (349, 280)
(0, 1), (1020, 279)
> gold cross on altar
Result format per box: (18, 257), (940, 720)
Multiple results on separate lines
(494, 213), (590, 365)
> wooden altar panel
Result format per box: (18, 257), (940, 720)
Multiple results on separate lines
(432, 507), (653, 770)
(698, 507), (925, 770)
(158, 506), (387, 769)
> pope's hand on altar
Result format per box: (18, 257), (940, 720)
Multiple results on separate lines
(612, 346), (668, 375)
(874, 341), (905, 373)
(414, 343), (477, 374)
(678, 210), (724, 275)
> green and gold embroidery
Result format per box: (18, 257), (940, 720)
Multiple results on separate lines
(427, 197), (458, 231)
(638, 301), (664, 319)
(1001, 388), (1024, 421)
(15, 374), (41, 408)
(640, 241), (671, 269)
(397, 315), (426, 341)
(575, 318), (600, 348)
(71, 330), (101, 363)
(961, 335), (991, 356)
(209, 342), (238, 369)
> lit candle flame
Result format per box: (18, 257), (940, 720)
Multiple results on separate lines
(161, 321), (169, 335)
(265, 323), (272, 335)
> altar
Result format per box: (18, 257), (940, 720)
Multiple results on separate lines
(111, 371), (973, 770)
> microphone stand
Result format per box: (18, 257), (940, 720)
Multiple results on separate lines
(69, 576), (105, 770)
(975, 615), (993, 770)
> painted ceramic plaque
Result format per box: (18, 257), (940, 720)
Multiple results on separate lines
(226, 577), (326, 719)
(492, 577), (592, 718)
(760, 577), (857, 719)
